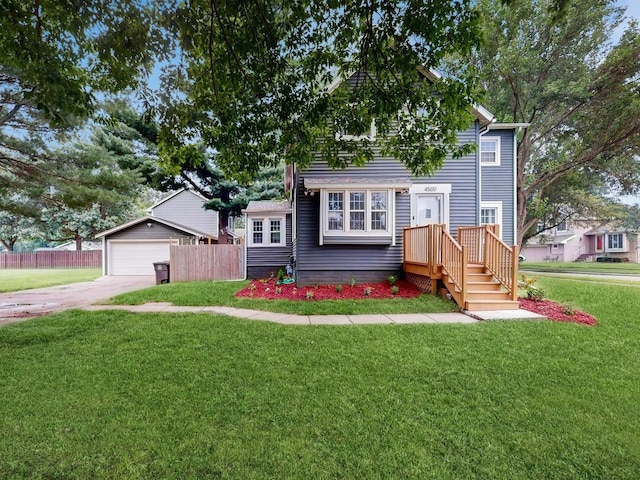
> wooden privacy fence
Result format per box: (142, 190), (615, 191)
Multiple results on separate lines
(0, 250), (102, 269)
(169, 244), (244, 282)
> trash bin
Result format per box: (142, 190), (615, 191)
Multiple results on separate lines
(153, 261), (170, 284)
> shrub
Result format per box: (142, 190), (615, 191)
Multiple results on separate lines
(305, 290), (314, 300)
(519, 275), (545, 301)
(388, 274), (397, 285)
(335, 284), (343, 293)
(277, 269), (285, 282)
(363, 287), (373, 296)
(562, 302), (575, 316)
(391, 286), (399, 295)
(275, 286), (282, 295)
(349, 278), (356, 287)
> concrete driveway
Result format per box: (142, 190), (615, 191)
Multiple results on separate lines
(0, 276), (156, 325)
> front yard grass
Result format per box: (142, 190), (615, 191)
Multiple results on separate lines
(0, 268), (102, 292)
(1, 277), (639, 478)
(109, 280), (460, 315)
(520, 261), (640, 275)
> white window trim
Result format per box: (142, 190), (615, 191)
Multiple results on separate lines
(319, 188), (395, 245)
(606, 233), (626, 252)
(480, 136), (501, 166)
(480, 201), (503, 238)
(335, 119), (377, 142)
(247, 216), (287, 247)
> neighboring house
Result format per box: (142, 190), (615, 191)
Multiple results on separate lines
(245, 70), (524, 298)
(96, 189), (219, 276)
(523, 220), (639, 263)
(34, 241), (102, 251)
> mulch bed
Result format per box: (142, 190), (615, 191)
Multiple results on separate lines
(518, 298), (597, 326)
(235, 279), (422, 300)
(236, 278), (597, 325)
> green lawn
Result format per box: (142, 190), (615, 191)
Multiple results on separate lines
(521, 260), (640, 275)
(109, 280), (460, 315)
(1, 278), (639, 478)
(0, 268), (102, 292)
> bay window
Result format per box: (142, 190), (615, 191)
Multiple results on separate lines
(319, 188), (395, 245)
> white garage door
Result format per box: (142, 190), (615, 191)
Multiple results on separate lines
(108, 241), (173, 276)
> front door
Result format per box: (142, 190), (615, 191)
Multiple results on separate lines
(411, 194), (444, 227)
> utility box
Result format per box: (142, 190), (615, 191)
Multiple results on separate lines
(153, 261), (170, 284)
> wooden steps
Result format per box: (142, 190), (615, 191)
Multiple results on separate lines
(443, 264), (519, 311)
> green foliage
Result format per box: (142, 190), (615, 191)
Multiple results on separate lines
(335, 284), (343, 293)
(0, 2), (168, 187)
(306, 290), (314, 300)
(391, 286), (399, 295)
(519, 275), (546, 301)
(349, 278), (357, 287)
(387, 274), (397, 286)
(155, 0), (483, 179)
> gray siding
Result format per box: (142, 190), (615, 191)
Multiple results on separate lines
(152, 190), (219, 238)
(107, 221), (195, 241)
(246, 213), (293, 279)
(481, 129), (515, 245)
(294, 123), (480, 284)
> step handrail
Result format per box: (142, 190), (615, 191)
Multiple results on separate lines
(440, 228), (467, 306)
(483, 228), (519, 301)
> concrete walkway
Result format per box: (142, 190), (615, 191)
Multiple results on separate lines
(83, 302), (545, 325)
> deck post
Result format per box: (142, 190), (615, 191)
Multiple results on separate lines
(511, 244), (520, 301)
(461, 246), (468, 308)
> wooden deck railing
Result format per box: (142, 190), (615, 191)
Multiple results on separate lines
(458, 225), (518, 301)
(403, 224), (443, 275)
(404, 224), (519, 305)
(440, 228), (467, 306)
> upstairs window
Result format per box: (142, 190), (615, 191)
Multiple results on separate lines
(480, 137), (501, 166)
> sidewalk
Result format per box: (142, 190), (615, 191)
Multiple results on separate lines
(83, 303), (544, 325)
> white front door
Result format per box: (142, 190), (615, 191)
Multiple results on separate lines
(412, 194), (443, 227)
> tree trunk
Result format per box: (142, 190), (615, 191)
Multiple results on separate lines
(74, 232), (83, 251)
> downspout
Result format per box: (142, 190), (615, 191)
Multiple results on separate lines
(477, 124), (490, 227)
(240, 211), (248, 281)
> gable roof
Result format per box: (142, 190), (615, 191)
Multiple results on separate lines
(146, 189), (208, 213)
(95, 215), (209, 238)
(326, 67), (496, 127)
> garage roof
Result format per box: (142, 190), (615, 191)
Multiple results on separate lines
(95, 216), (208, 238)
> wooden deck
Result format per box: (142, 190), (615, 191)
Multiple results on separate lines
(403, 225), (520, 311)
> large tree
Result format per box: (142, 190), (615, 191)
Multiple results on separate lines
(156, 0), (484, 179)
(0, 0), (167, 192)
(474, 0), (640, 245)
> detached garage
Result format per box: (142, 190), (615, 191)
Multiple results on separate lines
(97, 217), (207, 276)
